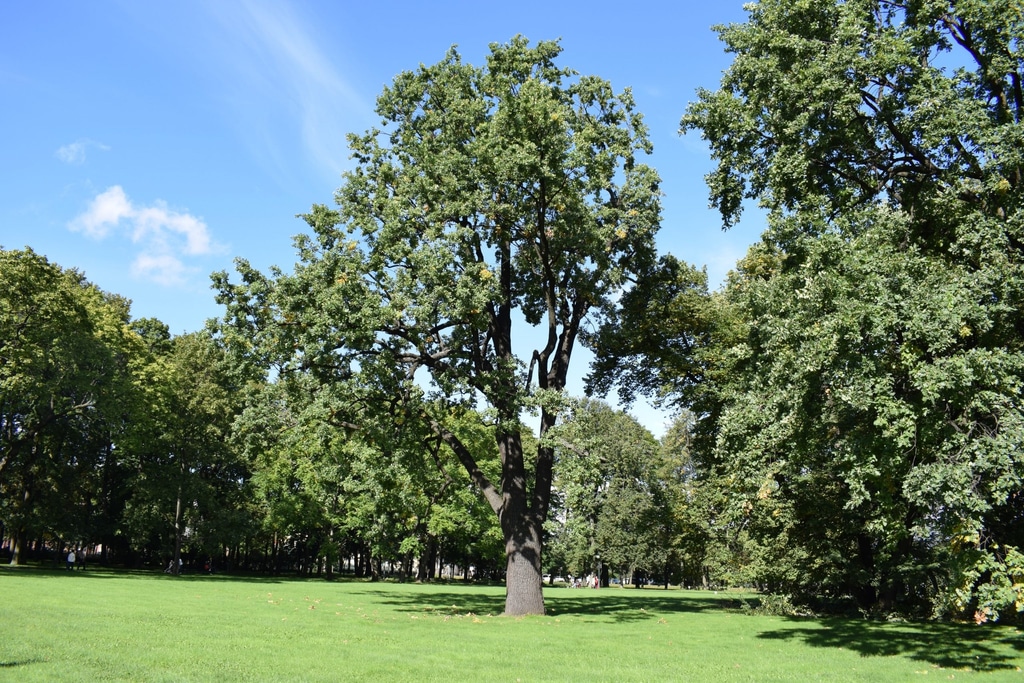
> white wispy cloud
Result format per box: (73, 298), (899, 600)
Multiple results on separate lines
(55, 138), (110, 165)
(131, 253), (190, 287)
(69, 186), (224, 286)
(204, 0), (369, 183)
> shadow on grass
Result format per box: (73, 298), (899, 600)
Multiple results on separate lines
(0, 565), (131, 579)
(0, 658), (42, 668)
(0, 565), (299, 584)
(360, 586), (744, 622)
(759, 617), (1024, 673)
(547, 591), (744, 622)
(363, 584), (1023, 672)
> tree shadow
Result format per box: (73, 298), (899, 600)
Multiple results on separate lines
(0, 566), (123, 579)
(545, 591), (746, 622)
(758, 617), (1024, 673)
(360, 586), (745, 622)
(0, 658), (42, 668)
(0, 565), (299, 583)
(363, 585), (1023, 671)
(365, 589), (506, 616)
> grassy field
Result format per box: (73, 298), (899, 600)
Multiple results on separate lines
(1, 567), (1021, 681)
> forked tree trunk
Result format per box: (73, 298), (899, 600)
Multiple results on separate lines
(432, 405), (553, 615)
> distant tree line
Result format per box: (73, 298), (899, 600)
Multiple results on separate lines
(0, 248), (506, 578)
(0, 247), (675, 586)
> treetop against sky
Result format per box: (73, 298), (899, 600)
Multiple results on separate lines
(1, 1), (765, 435)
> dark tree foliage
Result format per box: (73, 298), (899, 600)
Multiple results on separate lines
(0, 248), (139, 564)
(678, 0), (1024, 621)
(593, 0), (1024, 621)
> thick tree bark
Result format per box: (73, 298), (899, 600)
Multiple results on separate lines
(432, 415), (550, 613)
(10, 527), (26, 566)
(496, 428), (549, 616)
(503, 519), (545, 616)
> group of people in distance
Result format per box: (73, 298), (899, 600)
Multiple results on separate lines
(65, 547), (86, 570)
(163, 557), (215, 574)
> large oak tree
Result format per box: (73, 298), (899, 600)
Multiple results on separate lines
(214, 37), (660, 614)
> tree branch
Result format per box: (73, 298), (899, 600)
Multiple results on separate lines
(423, 411), (503, 514)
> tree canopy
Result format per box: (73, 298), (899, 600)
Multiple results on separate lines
(0, 248), (141, 563)
(663, 0), (1024, 621)
(213, 36), (661, 615)
(544, 399), (674, 586)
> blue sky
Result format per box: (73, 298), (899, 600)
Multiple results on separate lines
(2, 1), (766, 435)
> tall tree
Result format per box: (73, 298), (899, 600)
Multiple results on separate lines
(545, 399), (668, 585)
(673, 0), (1024, 620)
(0, 248), (140, 564)
(214, 36), (660, 614)
(121, 331), (248, 573)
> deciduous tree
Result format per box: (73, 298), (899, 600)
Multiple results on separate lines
(0, 248), (139, 564)
(214, 37), (660, 614)
(545, 399), (670, 586)
(676, 0), (1024, 620)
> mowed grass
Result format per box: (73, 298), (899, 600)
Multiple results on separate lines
(1, 568), (1022, 681)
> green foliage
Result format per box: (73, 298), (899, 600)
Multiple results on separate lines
(587, 256), (714, 407)
(674, 0), (1024, 621)
(214, 36), (662, 613)
(119, 330), (251, 564)
(741, 593), (808, 618)
(681, 0), (1024, 230)
(0, 248), (141, 559)
(545, 399), (672, 583)
(0, 248), (257, 569)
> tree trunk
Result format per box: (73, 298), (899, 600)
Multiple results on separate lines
(493, 423), (548, 615)
(173, 481), (183, 576)
(10, 527), (26, 566)
(371, 554), (382, 582)
(417, 536), (437, 582)
(431, 372), (555, 615)
(9, 482), (33, 566)
(855, 532), (877, 610)
(502, 514), (545, 616)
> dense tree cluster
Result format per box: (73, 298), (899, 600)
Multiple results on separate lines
(596, 0), (1024, 621)
(1, 248), (140, 565)
(0, 248), (504, 578)
(5, 4), (1023, 623)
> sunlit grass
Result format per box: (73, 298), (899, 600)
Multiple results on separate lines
(1, 567), (1021, 681)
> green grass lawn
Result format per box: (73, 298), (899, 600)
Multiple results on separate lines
(1, 567), (1021, 681)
